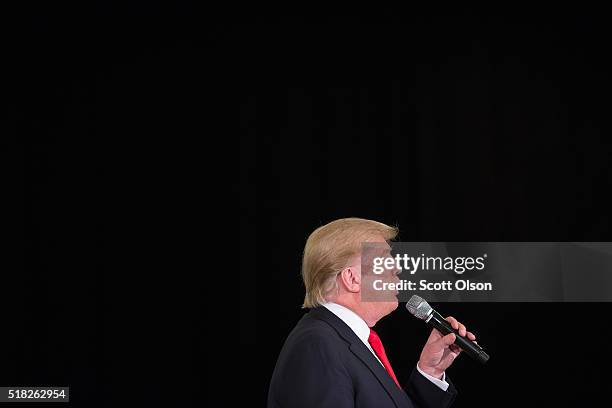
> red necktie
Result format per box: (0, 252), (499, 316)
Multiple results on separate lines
(368, 328), (401, 389)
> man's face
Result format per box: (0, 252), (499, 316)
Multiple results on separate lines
(358, 236), (400, 323)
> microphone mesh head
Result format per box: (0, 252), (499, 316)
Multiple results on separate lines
(405, 295), (432, 320)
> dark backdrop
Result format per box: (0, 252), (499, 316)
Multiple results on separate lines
(12, 4), (612, 407)
(235, 10), (612, 408)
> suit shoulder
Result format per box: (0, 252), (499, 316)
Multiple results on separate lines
(291, 313), (346, 343)
(279, 313), (349, 358)
(270, 313), (352, 384)
(268, 313), (355, 407)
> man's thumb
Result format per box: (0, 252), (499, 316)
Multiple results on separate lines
(440, 333), (456, 346)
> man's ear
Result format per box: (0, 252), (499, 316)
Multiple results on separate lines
(339, 266), (361, 293)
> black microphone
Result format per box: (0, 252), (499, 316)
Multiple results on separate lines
(406, 295), (490, 364)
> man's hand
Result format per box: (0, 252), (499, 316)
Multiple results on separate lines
(417, 316), (476, 379)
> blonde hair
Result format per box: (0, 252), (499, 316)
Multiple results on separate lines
(301, 217), (398, 308)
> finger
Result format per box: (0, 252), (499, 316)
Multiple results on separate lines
(426, 328), (443, 344)
(449, 344), (462, 354)
(446, 316), (459, 330)
(438, 332), (456, 347)
(457, 323), (466, 337)
(441, 347), (461, 367)
(467, 331), (476, 341)
(431, 333), (456, 351)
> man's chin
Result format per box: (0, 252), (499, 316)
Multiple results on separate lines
(382, 298), (399, 315)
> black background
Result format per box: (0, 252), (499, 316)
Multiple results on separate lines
(11, 4), (612, 407)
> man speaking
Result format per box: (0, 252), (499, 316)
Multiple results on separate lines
(268, 218), (477, 408)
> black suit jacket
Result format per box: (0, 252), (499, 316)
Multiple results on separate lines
(268, 306), (457, 408)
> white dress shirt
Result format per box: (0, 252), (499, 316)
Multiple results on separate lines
(322, 302), (449, 391)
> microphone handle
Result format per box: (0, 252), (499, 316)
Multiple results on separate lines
(427, 310), (490, 364)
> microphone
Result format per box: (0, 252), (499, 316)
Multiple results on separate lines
(406, 295), (490, 364)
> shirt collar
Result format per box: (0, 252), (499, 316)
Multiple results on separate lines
(322, 302), (371, 345)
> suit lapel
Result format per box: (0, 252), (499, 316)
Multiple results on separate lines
(349, 341), (408, 408)
(308, 307), (408, 408)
